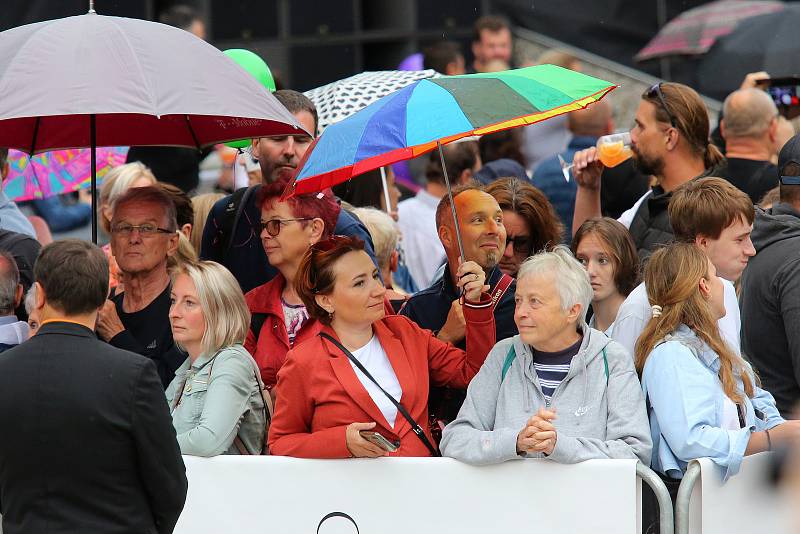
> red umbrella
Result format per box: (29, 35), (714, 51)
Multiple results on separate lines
(635, 0), (784, 61)
(0, 6), (307, 241)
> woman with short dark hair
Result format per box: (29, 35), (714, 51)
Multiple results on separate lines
(268, 235), (495, 458)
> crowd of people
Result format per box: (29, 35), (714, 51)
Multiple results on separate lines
(0, 6), (799, 534)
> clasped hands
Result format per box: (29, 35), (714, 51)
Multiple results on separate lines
(516, 408), (558, 456)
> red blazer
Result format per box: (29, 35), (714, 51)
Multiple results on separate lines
(268, 297), (496, 458)
(244, 274), (323, 388)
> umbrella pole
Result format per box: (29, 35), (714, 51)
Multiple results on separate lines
(90, 114), (97, 244)
(379, 166), (392, 215)
(437, 140), (465, 265)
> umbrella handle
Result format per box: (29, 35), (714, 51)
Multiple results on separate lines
(379, 167), (392, 216)
(437, 140), (466, 267)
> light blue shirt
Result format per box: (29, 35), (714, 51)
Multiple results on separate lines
(0, 190), (35, 238)
(165, 344), (266, 457)
(641, 325), (783, 481)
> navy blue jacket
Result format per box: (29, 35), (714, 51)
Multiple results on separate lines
(200, 185), (377, 293)
(400, 264), (518, 349)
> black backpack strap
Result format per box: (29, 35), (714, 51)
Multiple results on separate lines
(221, 185), (258, 261)
(320, 332), (440, 457)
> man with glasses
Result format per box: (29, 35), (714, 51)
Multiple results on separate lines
(571, 82), (725, 259)
(96, 186), (184, 387)
(200, 90), (376, 293)
(400, 185), (516, 424)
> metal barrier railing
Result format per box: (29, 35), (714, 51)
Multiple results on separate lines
(637, 461), (675, 534)
(674, 461), (702, 534)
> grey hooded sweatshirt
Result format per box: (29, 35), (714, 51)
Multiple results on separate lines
(440, 328), (652, 465)
(740, 203), (800, 416)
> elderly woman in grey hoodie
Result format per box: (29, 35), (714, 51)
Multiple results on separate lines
(441, 246), (651, 465)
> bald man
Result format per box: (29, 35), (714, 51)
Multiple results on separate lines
(718, 88), (786, 203)
(533, 100), (649, 235)
(400, 185), (517, 423)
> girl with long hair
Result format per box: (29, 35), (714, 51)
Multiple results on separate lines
(635, 243), (797, 480)
(571, 217), (638, 335)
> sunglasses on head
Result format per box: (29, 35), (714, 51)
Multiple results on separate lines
(647, 82), (677, 128)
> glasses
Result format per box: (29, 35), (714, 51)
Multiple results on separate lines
(647, 83), (677, 128)
(257, 218), (311, 237)
(506, 235), (533, 255)
(111, 223), (174, 237)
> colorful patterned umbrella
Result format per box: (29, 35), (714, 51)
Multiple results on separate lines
(288, 65), (616, 196)
(4, 147), (128, 201)
(635, 0), (784, 61)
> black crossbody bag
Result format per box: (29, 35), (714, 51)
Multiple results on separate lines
(320, 333), (441, 457)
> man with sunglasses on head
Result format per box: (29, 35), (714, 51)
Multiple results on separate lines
(200, 90), (376, 293)
(571, 82), (725, 260)
(96, 186), (185, 387)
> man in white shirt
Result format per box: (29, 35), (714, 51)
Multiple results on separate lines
(397, 141), (480, 289)
(612, 177), (755, 356)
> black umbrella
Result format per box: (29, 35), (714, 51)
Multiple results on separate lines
(697, 4), (800, 100)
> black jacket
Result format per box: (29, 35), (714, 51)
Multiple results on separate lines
(740, 203), (800, 416)
(0, 322), (187, 534)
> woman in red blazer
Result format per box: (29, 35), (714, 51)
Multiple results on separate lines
(269, 236), (496, 458)
(243, 179), (340, 388)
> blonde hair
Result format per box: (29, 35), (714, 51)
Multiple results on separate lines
(351, 207), (398, 269)
(171, 261), (250, 356)
(99, 162), (157, 233)
(190, 193), (225, 253)
(168, 232), (199, 272)
(634, 243), (754, 402)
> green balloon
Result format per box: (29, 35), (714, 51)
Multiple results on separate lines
(224, 49), (276, 149)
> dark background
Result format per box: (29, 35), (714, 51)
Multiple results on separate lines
(3, 0), (716, 90)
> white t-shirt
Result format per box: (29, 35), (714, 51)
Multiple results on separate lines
(617, 190), (652, 229)
(611, 278), (741, 358)
(349, 335), (403, 428)
(397, 189), (447, 289)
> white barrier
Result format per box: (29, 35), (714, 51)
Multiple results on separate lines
(176, 456), (643, 534)
(677, 453), (793, 534)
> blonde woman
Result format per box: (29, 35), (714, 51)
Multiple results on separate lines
(636, 243), (799, 481)
(166, 261), (266, 456)
(190, 193), (224, 254)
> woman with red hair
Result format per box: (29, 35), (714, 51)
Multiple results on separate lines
(243, 178), (340, 389)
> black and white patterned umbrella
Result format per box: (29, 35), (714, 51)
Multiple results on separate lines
(304, 70), (440, 134)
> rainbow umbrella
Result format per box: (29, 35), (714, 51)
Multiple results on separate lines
(288, 65), (616, 196)
(287, 65), (616, 260)
(4, 147), (128, 201)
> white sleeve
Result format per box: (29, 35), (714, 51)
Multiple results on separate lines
(610, 283), (651, 358)
(617, 190), (652, 230)
(717, 278), (741, 355)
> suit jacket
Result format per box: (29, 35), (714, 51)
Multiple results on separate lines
(0, 321), (188, 534)
(269, 300), (495, 458)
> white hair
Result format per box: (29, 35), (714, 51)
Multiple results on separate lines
(351, 207), (399, 269)
(517, 245), (593, 324)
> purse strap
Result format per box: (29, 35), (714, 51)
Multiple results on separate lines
(320, 332), (441, 457)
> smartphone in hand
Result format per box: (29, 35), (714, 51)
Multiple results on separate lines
(359, 431), (400, 452)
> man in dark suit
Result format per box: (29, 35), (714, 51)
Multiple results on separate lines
(0, 240), (187, 534)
